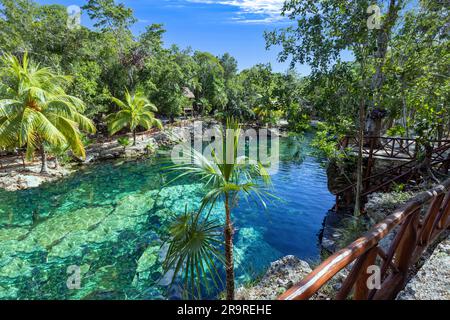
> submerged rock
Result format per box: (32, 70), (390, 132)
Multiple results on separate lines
(31, 206), (113, 249)
(0, 227), (28, 242)
(133, 244), (162, 284)
(235, 255), (312, 300)
(234, 227), (283, 285)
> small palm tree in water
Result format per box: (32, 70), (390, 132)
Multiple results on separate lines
(164, 118), (274, 300)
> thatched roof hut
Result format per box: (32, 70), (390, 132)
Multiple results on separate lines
(182, 87), (195, 99)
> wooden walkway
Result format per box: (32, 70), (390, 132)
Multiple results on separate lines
(340, 136), (450, 161)
(278, 179), (450, 300)
(334, 136), (450, 211)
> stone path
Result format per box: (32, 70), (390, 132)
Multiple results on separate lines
(397, 236), (450, 300)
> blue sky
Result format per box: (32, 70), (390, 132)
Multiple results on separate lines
(36, 0), (348, 74)
(34, 0), (309, 73)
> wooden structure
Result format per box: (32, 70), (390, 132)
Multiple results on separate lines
(278, 179), (450, 300)
(340, 136), (450, 161)
(335, 136), (450, 211)
(182, 87), (195, 118)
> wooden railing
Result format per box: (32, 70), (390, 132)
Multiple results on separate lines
(334, 160), (418, 211)
(278, 179), (450, 300)
(340, 136), (450, 161)
(334, 136), (450, 210)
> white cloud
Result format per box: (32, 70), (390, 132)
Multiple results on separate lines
(187, 0), (287, 24)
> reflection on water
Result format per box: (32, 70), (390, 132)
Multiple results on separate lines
(0, 133), (334, 299)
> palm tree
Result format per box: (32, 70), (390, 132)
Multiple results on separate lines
(163, 206), (225, 299)
(167, 118), (273, 300)
(0, 53), (96, 173)
(107, 89), (162, 145)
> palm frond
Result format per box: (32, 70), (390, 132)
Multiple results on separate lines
(162, 208), (225, 299)
(108, 88), (161, 137)
(0, 51), (95, 158)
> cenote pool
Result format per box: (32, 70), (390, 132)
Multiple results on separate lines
(0, 134), (334, 299)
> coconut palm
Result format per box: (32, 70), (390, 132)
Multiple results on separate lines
(166, 118), (273, 300)
(107, 89), (162, 145)
(0, 53), (96, 173)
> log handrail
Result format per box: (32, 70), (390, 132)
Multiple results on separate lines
(278, 179), (450, 300)
(340, 136), (450, 161)
(334, 137), (450, 210)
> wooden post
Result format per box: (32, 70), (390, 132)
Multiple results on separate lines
(436, 193), (450, 230)
(364, 137), (376, 190)
(335, 246), (378, 300)
(354, 100), (365, 216)
(419, 193), (445, 246)
(353, 246), (378, 300)
(394, 208), (420, 293)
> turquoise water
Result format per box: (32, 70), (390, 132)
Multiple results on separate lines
(0, 134), (334, 299)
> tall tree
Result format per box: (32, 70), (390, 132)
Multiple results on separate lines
(0, 53), (95, 173)
(167, 119), (273, 300)
(193, 51), (228, 114)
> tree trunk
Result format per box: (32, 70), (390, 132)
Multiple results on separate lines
(367, 0), (401, 141)
(400, 77), (409, 137)
(133, 130), (137, 146)
(40, 146), (48, 174)
(224, 193), (235, 300)
(437, 124), (443, 147)
(21, 151), (26, 169)
(354, 100), (365, 216)
(54, 156), (60, 170)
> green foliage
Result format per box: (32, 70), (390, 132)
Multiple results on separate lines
(82, 0), (137, 32)
(117, 136), (130, 149)
(47, 143), (71, 166)
(266, 0), (449, 142)
(0, 0), (310, 130)
(1, 0), (447, 166)
(392, 182), (405, 193)
(163, 207), (225, 299)
(107, 89), (162, 144)
(0, 52), (96, 160)
(166, 118), (275, 299)
(143, 47), (193, 121)
(145, 142), (156, 154)
(386, 125), (406, 137)
(335, 216), (369, 249)
(311, 120), (354, 161)
(193, 51), (228, 114)
(289, 114), (311, 133)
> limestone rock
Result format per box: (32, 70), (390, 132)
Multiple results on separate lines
(397, 237), (450, 300)
(365, 191), (416, 224)
(235, 255), (312, 300)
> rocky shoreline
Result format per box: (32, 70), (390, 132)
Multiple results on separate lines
(238, 185), (449, 300)
(0, 119), (286, 192)
(397, 234), (450, 300)
(0, 120), (203, 192)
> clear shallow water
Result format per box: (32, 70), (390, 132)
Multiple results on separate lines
(0, 133), (334, 299)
